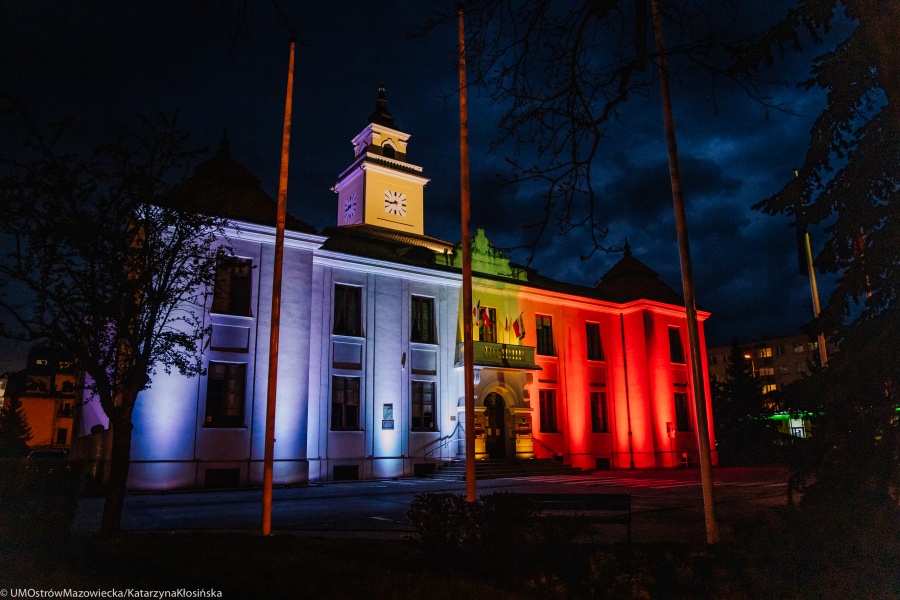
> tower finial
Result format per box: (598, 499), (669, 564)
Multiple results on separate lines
(623, 238), (632, 257)
(218, 128), (231, 158)
(368, 82), (395, 127)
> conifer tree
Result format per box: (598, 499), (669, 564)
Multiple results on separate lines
(732, 0), (900, 506)
(712, 342), (777, 464)
(0, 392), (33, 458)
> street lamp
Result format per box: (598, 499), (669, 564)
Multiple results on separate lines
(743, 353), (756, 377)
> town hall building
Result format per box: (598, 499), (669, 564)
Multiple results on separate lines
(76, 87), (717, 490)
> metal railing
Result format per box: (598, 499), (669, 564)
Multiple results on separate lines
(423, 422), (463, 462)
(532, 437), (562, 458)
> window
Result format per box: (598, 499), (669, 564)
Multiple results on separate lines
(205, 362), (246, 427)
(590, 391), (608, 432)
(212, 257), (252, 316)
(793, 343), (805, 354)
(797, 362), (808, 373)
(55, 428), (68, 445)
(411, 296), (436, 344)
(411, 381), (436, 431)
(331, 376), (360, 430)
(758, 367), (775, 376)
(762, 383), (777, 394)
(668, 328), (685, 364)
(674, 392), (691, 432)
(478, 306), (498, 343)
(26, 377), (49, 392)
(382, 143), (396, 159)
(536, 316), (554, 356)
(586, 323), (604, 361)
(333, 285), (362, 337)
(539, 389), (558, 432)
(758, 347), (773, 358)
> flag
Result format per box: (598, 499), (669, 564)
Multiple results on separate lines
(474, 300), (482, 326)
(481, 306), (492, 329)
(513, 313), (525, 340)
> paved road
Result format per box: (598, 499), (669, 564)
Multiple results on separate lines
(74, 465), (790, 543)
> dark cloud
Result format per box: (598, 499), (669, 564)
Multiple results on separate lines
(0, 0), (838, 366)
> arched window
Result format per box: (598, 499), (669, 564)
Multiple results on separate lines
(382, 143), (396, 159)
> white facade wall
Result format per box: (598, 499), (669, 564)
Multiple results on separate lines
(307, 250), (461, 481)
(125, 224), (324, 490)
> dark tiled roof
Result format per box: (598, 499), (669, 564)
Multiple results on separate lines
(321, 225), (685, 308)
(320, 225), (455, 269)
(593, 248), (685, 306)
(175, 140), (316, 234)
(325, 224), (455, 253)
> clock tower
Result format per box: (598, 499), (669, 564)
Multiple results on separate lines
(333, 85), (429, 235)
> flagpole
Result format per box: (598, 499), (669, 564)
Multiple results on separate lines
(793, 171), (828, 369)
(802, 231), (828, 368)
(651, 0), (719, 544)
(262, 39), (294, 536)
(458, 5), (477, 504)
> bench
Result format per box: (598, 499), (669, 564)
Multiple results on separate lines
(513, 492), (632, 544)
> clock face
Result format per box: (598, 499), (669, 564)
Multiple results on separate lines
(343, 192), (358, 223)
(383, 190), (407, 217)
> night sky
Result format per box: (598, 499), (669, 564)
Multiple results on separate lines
(1, 1), (839, 372)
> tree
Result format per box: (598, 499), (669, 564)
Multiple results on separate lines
(711, 341), (780, 465)
(731, 1), (900, 506)
(430, 0), (763, 259)
(0, 386), (33, 458)
(0, 109), (231, 533)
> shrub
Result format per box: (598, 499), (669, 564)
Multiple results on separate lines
(0, 460), (79, 546)
(407, 492), (587, 581)
(407, 492), (472, 564)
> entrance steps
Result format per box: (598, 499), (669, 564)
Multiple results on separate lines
(426, 458), (585, 481)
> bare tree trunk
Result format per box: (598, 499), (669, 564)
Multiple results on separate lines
(100, 403), (135, 535)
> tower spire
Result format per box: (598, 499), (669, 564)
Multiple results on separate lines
(217, 128), (231, 158)
(367, 82), (395, 127)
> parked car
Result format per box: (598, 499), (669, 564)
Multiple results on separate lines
(25, 449), (71, 475)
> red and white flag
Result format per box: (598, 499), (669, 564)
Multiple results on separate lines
(512, 313), (525, 340)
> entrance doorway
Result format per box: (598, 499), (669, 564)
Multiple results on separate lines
(483, 393), (506, 459)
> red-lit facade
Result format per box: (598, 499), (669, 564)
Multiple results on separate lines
(456, 233), (717, 472)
